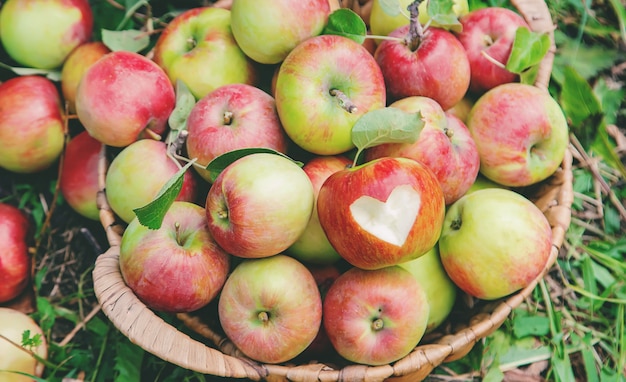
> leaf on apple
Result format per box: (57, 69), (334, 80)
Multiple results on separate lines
(167, 80), (196, 156)
(204, 148), (303, 183)
(351, 107), (424, 165)
(379, 0), (403, 17)
(506, 27), (551, 83)
(426, 0), (462, 32)
(133, 160), (196, 230)
(322, 8), (367, 44)
(0, 62), (61, 82)
(101, 29), (150, 53)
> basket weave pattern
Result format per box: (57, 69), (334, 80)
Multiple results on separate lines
(92, 1), (573, 380)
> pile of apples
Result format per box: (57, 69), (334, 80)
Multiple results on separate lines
(0, 0), (570, 371)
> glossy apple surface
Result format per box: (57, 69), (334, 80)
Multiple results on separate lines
(218, 254), (322, 363)
(0, 0), (93, 69)
(152, 7), (257, 100)
(0, 204), (32, 304)
(59, 131), (103, 221)
(439, 188), (552, 300)
(0, 76), (64, 174)
(61, 41), (111, 113)
(105, 139), (198, 223)
(0, 308), (47, 382)
(286, 155), (352, 265)
(317, 157), (445, 270)
(275, 34), (386, 155)
(206, 153), (314, 259)
(323, 265), (429, 365)
(466, 83), (569, 187)
(120, 201), (230, 313)
(185, 83), (288, 182)
(230, 0), (330, 64)
(75, 51), (176, 147)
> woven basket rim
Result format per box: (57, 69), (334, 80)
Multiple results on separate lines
(92, 1), (572, 380)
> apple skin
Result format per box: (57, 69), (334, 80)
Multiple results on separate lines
(185, 83), (288, 182)
(59, 131), (103, 221)
(105, 139), (198, 224)
(230, 0), (330, 65)
(323, 265), (429, 366)
(286, 155), (352, 265)
(366, 96), (480, 205)
(218, 254), (323, 364)
(456, 7), (530, 94)
(466, 83), (569, 187)
(120, 201), (230, 313)
(0, 0), (93, 69)
(446, 96), (475, 124)
(317, 157), (445, 270)
(0, 75), (65, 174)
(75, 51), (176, 147)
(61, 41), (111, 114)
(152, 7), (257, 100)
(374, 26), (471, 110)
(206, 153), (315, 259)
(0, 308), (48, 382)
(438, 188), (552, 300)
(399, 246), (457, 333)
(275, 34), (386, 155)
(0, 204), (32, 304)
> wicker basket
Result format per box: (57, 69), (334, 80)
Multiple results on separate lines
(92, 0), (573, 380)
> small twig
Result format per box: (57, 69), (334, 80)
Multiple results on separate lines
(58, 304), (102, 347)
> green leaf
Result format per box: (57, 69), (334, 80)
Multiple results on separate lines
(560, 65), (602, 145)
(427, 0), (463, 32)
(0, 62), (61, 81)
(133, 160), (195, 230)
(351, 107), (424, 164)
(168, 80), (196, 132)
(205, 148), (301, 183)
(505, 27), (551, 74)
(512, 315), (550, 338)
(322, 8), (367, 44)
(380, 0), (403, 17)
(101, 29), (150, 53)
(607, 0), (626, 44)
(114, 335), (144, 382)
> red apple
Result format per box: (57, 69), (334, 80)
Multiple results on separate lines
(317, 157), (445, 270)
(0, 76), (65, 174)
(455, 7), (530, 94)
(105, 139), (198, 223)
(119, 201), (230, 313)
(218, 254), (323, 363)
(366, 96), (480, 205)
(206, 153), (315, 258)
(185, 83), (288, 182)
(286, 155), (352, 265)
(0, 308), (48, 381)
(323, 265), (430, 365)
(0, 204), (32, 304)
(374, 26), (471, 110)
(59, 131), (103, 221)
(61, 41), (111, 113)
(75, 51), (176, 147)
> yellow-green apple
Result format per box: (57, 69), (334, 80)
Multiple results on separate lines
(0, 75), (64, 174)
(0, 308), (47, 382)
(275, 34), (386, 155)
(59, 131), (103, 221)
(374, 25), (470, 110)
(105, 139), (198, 223)
(365, 96), (480, 205)
(60, 41), (111, 113)
(217, 254), (322, 363)
(75, 51), (176, 147)
(0, 204), (32, 304)
(317, 157), (445, 270)
(205, 153), (314, 258)
(466, 83), (569, 187)
(230, 0), (331, 65)
(322, 265), (429, 365)
(152, 7), (257, 100)
(185, 83), (288, 182)
(0, 0), (93, 69)
(286, 155), (352, 265)
(438, 188), (552, 300)
(119, 201), (230, 313)
(399, 246), (457, 333)
(455, 7), (530, 94)
(464, 173), (508, 195)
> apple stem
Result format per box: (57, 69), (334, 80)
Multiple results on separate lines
(404, 0), (424, 51)
(217, 209), (228, 220)
(174, 222), (182, 245)
(450, 218), (462, 230)
(143, 127), (162, 141)
(371, 318), (384, 331)
(480, 50), (507, 70)
(444, 127), (454, 138)
(329, 88), (357, 113)
(258, 311), (270, 323)
(223, 111), (234, 125)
